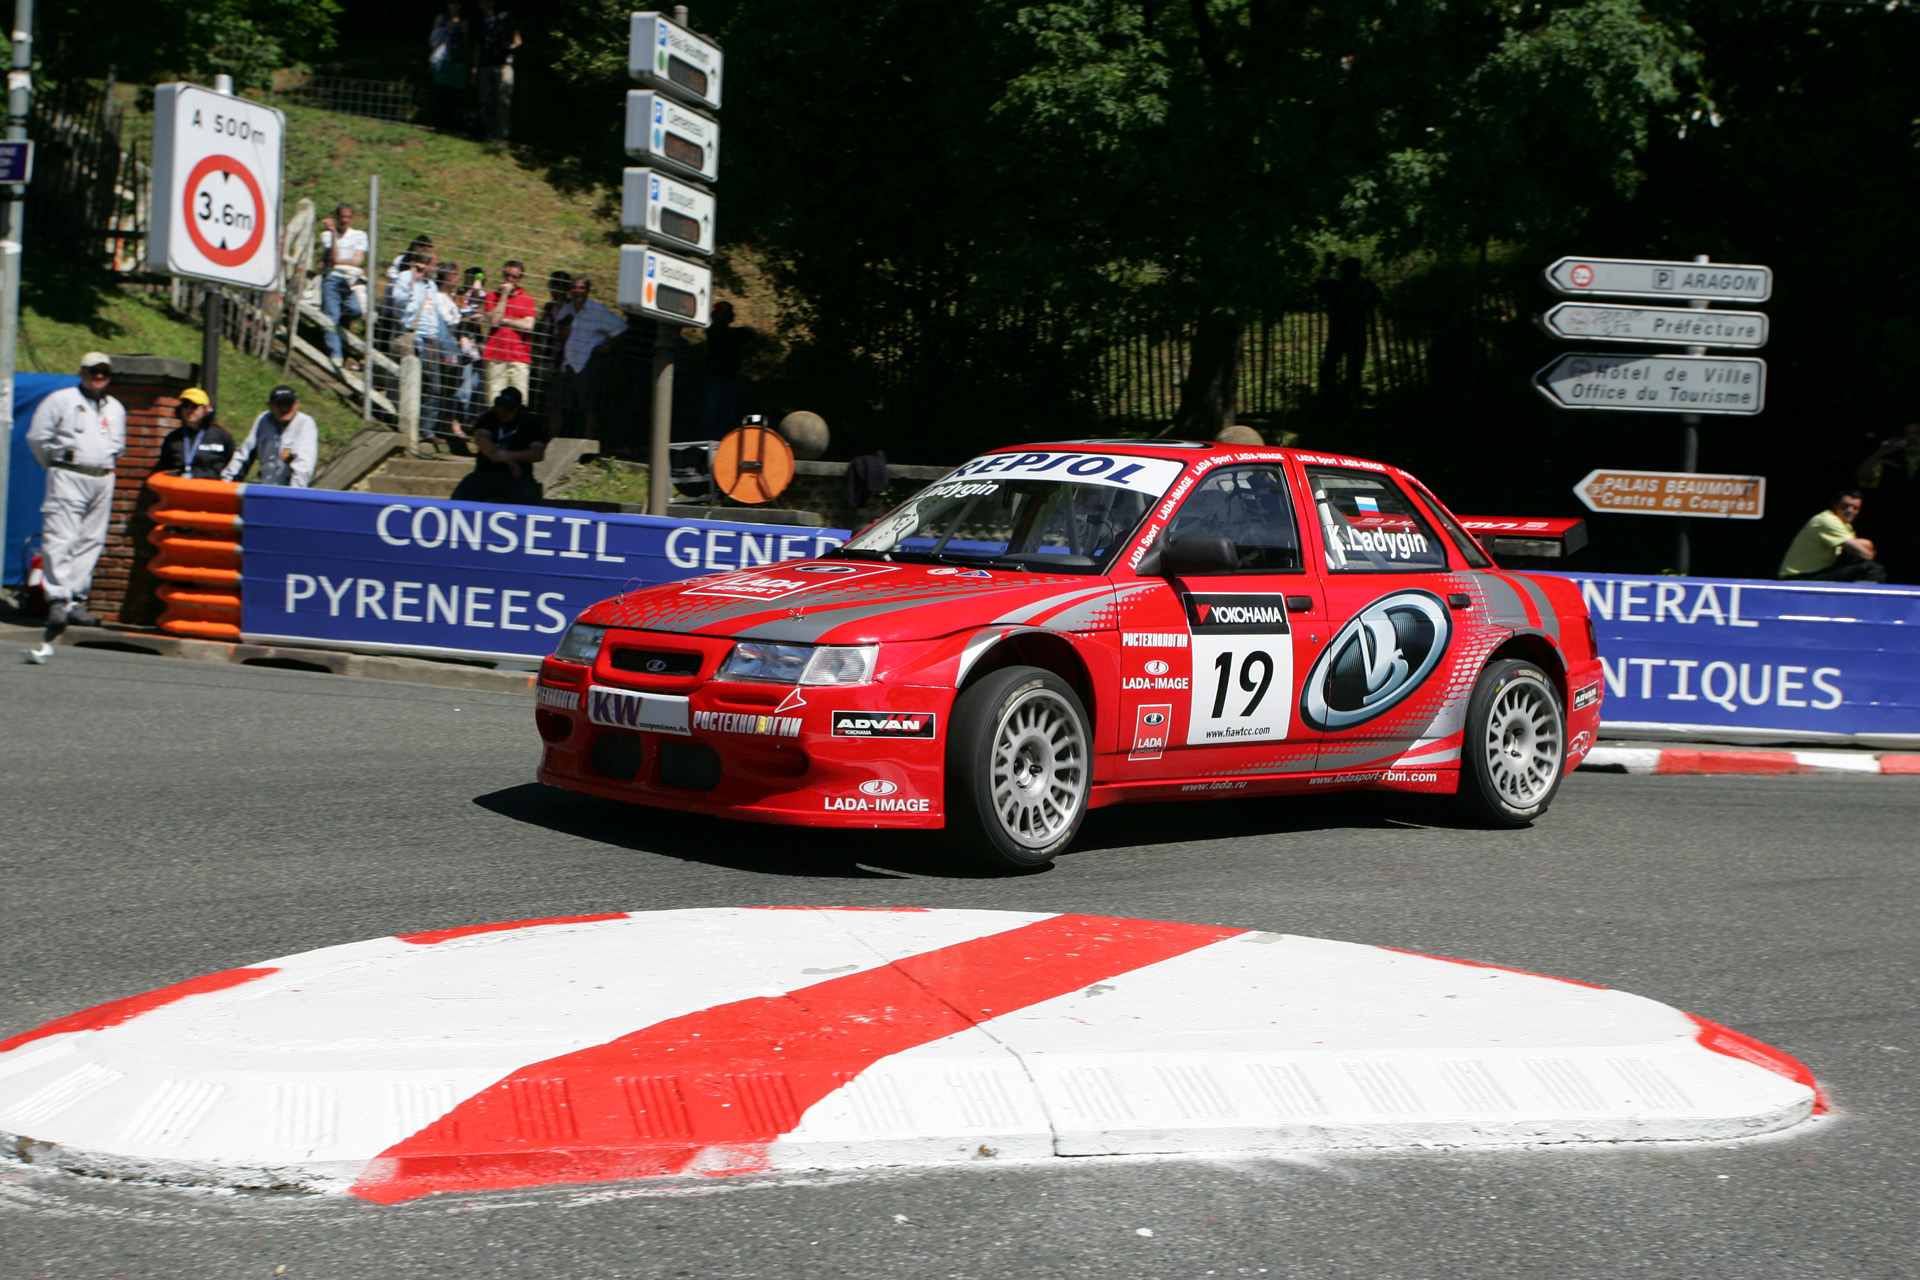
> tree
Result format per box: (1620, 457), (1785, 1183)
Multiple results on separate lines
(34, 0), (340, 90)
(996, 0), (1700, 435)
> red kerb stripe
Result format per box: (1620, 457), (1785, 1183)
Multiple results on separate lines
(1688, 1014), (1826, 1113)
(0, 967), (278, 1055)
(351, 913), (1243, 1203)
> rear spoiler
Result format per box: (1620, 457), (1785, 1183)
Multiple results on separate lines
(1455, 516), (1589, 560)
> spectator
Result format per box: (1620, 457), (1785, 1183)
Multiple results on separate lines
(474, 0), (521, 143)
(451, 386), (548, 504)
(699, 300), (749, 436)
(223, 386), (317, 489)
(1856, 422), (1920, 583)
(429, 1), (471, 132)
(22, 352), (124, 660)
(1316, 255), (1380, 405)
(405, 262), (467, 443)
(533, 268), (572, 410)
(154, 386), (234, 479)
(483, 259), (536, 404)
(552, 273), (626, 440)
(317, 203), (369, 370)
(379, 237), (436, 364)
(1778, 490), (1885, 582)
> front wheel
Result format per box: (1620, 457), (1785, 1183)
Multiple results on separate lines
(1457, 659), (1566, 826)
(945, 666), (1091, 871)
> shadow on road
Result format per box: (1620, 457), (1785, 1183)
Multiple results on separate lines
(475, 782), (1483, 881)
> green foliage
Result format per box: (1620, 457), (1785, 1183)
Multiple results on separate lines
(35, 0), (340, 90)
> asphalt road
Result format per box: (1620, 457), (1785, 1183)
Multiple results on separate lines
(1, 645), (1915, 1280)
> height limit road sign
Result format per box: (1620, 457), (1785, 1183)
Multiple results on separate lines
(1544, 256), (1772, 303)
(148, 83), (285, 290)
(1540, 302), (1769, 349)
(1575, 469), (1766, 519)
(1534, 352), (1766, 415)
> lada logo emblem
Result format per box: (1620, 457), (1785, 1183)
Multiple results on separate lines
(1142, 712), (1166, 726)
(1299, 590), (1451, 731)
(1144, 660), (1170, 675)
(858, 779), (899, 796)
(644, 658), (668, 673)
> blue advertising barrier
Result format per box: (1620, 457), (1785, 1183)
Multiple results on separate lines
(6, 373), (82, 585)
(1561, 572), (1920, 748)
(240, 486), (852, 662)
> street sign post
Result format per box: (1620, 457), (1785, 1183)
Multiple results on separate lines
(624, 90), (720, 185)
(617, 244), (712, 327)
(148, 83), (285, 290)
(1540, 301), (1768, 349)
(629, 11), (723, 111)
(1534, 352), (1766, 415)
(1544, 256), (1771, 303)
(0, 140), (33, 184)
(1574, 469), (1766, 520)
(622, 167), (715, 256)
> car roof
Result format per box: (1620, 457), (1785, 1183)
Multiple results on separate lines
(986, 439), (1401, 475)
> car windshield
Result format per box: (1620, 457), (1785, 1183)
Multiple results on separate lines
(836, 450), (1185, 574)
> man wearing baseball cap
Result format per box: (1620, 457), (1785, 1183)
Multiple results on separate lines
(222, 385), (318, 488)
(22, 352), (125, 661)
(154, 387), (235, 479)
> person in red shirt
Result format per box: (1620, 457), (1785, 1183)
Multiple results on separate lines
(482, 258), (536, 405)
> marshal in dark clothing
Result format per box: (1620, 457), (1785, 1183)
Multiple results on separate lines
(153, 387), (236, 479)
(452, 387), (549, 504)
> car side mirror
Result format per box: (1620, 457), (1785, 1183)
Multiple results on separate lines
(1160, 535), (1238, 576)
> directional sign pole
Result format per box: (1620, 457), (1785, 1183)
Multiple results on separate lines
(1674, 254), (1710, 576)
(0, 0), (33, 586)
(648, 2), (691, 521)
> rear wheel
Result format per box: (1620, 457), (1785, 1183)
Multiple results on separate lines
(945, 665), (1091, 871)
(1457, 659), (1565, 826)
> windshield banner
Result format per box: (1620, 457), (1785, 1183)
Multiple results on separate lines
(1559, 571), (1920, 746)
(942, 451), (1186, 494)
(239, 487), (851, 662)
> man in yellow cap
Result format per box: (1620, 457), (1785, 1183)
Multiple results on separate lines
(23, 352), (125, 660)
(154, 387), (235, 479)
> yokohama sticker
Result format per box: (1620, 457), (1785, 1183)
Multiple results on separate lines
(1182, 594), (1294, 747)
(831, 711), (937, 738)
(1299, 590), (1451, 732)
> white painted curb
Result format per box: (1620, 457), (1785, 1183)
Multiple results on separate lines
(1582, 745), (1920, 776)
(0, 909), (1819, 1201)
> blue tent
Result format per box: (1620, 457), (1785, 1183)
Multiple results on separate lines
(7, 373), (80, 584)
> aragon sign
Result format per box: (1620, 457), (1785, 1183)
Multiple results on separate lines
(1299, 590), (1452, 731)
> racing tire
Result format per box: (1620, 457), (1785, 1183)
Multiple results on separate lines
(945, 665), (1092, 872)
(1456, 659), (1566, 827)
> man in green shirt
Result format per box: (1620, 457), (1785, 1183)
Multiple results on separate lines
(1778, 491), (1886, 582)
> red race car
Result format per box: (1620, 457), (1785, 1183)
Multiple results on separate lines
(535, 441), (1603, 870)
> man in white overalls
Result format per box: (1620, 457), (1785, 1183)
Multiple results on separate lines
(23, 352), (125, 662)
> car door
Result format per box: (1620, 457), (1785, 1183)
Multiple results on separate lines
(1111, 462), (1322, 781)
(1296, 462), (1470, 775)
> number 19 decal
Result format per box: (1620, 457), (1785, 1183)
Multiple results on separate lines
(1183, 594), (1294, 746)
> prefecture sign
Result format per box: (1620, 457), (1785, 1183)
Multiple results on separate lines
(0, 140), (34, 184)
(148, 83), (285, 289)
(1534, 352), (1766, 415)
(1540, 302), (1769, 350)
(618, 243), (712, 328)
(622, 167), (715, 256)
(625, 90), (720, 185)
(1544, 256), (1772, 303)
(629, 11), (723, 111)
(1574, 469), (1766, 520)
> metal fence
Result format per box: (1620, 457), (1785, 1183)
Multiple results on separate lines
(274, 77), (418, 125)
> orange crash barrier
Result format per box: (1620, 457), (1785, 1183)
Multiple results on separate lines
(147, 474), (244, 640)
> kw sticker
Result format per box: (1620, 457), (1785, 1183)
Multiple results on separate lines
(588, 685), (692, 736)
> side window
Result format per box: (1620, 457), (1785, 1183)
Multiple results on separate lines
(1305, 467), (1450, 573)
(1160, 465), (1301, 572)
(1408, 479), (1494, 569)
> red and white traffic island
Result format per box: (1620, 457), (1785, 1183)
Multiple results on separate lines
(0, 909), (1820, 1201)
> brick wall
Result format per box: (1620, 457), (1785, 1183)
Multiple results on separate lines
(92, 356), (196, 626)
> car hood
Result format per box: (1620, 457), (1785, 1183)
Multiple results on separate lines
(579, 561), (1127, 643)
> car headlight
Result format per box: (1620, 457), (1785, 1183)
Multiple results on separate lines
(554, 622), (606, 665)
(720, 641), (878, 685)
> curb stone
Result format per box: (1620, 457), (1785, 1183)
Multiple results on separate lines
(1581, 745), (1920, 777)
(4, 622), (536, 696)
